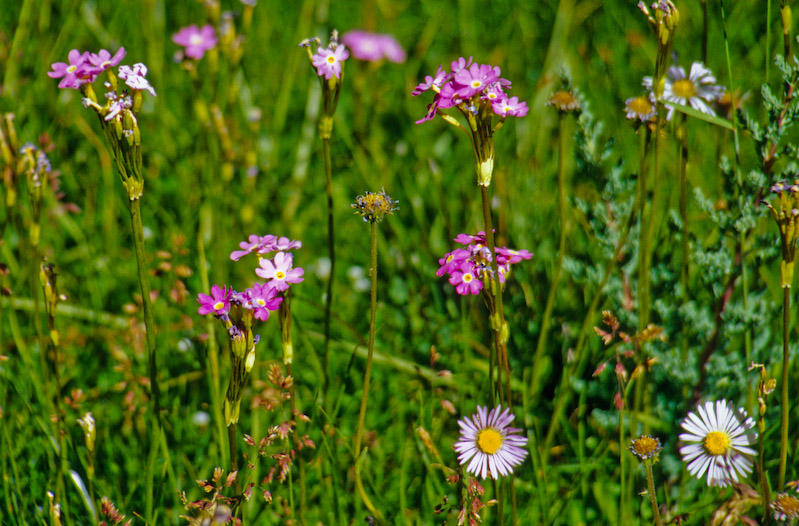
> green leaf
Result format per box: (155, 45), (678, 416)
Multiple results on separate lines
(664, 101), (735, 130)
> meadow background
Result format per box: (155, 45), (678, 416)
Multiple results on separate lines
(1, 0), (797, 525)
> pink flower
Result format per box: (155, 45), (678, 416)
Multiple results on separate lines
(173, 24), (218, 60)
(449, 261), (483, 295)
(274, 236), (302, 251)
(341, 30), (406, 63)
(118, 63), (156, 96)
(231, 235), (262, 261)
(453, 63), (500, 98)
(197, 284), (232, 315)
(255, 252), (305, 291)
(311, 45), (349, 79)
(48, 49), (96, 89)
(88, 48), (126, 72)
(437, 248), (470, 277)
(244, 283), (282, 321)
(492, 96), (528, 117)
(412, 65), (449, 96)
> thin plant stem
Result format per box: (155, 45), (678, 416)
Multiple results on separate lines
(228, 423), (241, 505)
(323, 136), (335, 398)
(479, 185), (511, 405)
(637, 126), (650, 332)
(353, 220), (383, 521)
(768, 0), (773, 84)
(645, 463), (664, 526)
(532, 114), (568, 403)
(128, 198), (162, 522)
(779, 287), (790, 489)
(757, 416), (771, 524)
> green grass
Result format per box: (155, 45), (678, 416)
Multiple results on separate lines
(1, 1), (797, 525)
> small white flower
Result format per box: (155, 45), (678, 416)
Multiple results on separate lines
(643, 61), (723, 120)
(453, 405), (528, 479)
(679, 400), (757, 487)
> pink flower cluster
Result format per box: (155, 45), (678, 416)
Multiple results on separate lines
(197, 234), (304, 323)
(437, 232), (532, 295)
(48, 47), (155, 95)
(341, 30), (405, 63)
(413, 57), (528, 124)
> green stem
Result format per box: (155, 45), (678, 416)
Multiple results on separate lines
(620, 395), (626, 525)
(645, 463), (663, 526)
(228, 423), (241, 510)
(637, 127), (649, 333)
(779, 287), (790, 489)
(480, 186), (511, 405)
(353, 221), (382, 521)
(532, 114), (568, 404)
(322, 137), (335, 398)
(127, 198), (161, 523)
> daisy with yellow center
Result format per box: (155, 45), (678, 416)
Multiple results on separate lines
(642, 61), (723, 120)
(546, 90), (580, 113)
(453, 405), (528, 480)
(624, 94), (656, 122)
(679, 400), (757, 487)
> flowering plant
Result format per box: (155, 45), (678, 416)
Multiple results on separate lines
(413, 57), (528, 186)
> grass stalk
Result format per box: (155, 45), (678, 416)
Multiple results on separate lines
(323, 136), (335, 398)
(678, 115), (690, 363)
(353, 220), (383, 521)
(645, 463), (663, 526)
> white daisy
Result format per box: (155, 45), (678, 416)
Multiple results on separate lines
(643, 61), (723, 120)
(679, 400), (757, 487)
(453, 405), (528, 479)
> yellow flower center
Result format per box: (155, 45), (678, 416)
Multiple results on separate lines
(327, 56), (336, 64)
(67, 65), (78, 73)
(275, 271), (286, 280)
(672, 78), (697, 99)
(463, 273), (473, 283)
(477, 428), (503, 455)
(704, 430), (731, 456)
(631, 436), (659, 457)
(627, 96), (652, 116)
(471, 80), (482, 89)
(548, 90), (579, 111)
(256, 299), (266, 307)
(213, 301), (224, 310)
(446, 255), (454, 263)
(190, 34), (204, 46)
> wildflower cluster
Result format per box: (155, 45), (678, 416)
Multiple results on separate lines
(437, 232), (532, 296)
(300, 31), (348, 138)
(196, 234), (303, 423)
(48, 47), (156, 200)
(764, 179), (799, 287)
(413, 57), (528, 186)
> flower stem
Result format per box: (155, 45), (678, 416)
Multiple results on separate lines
(779, 287), (790, 489)
(322, 136), (335, 398)
(127, 197), (161, 523)
(645, 463), (663, 526)
(353, 220), (383, 521)
(678, 115), (690, 363)
(479, 185), (511, 405)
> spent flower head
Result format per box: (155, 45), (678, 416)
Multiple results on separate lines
(679, 400), (757, 487)
(772, 493), (799, 523)
(629, 435), (663, 464)
(173, 24), (218, 60)
(453, 405), (529, 480)
(764, 180), (799, 287)
(547, 90), (581, 113)
(352, 188), (399, 223)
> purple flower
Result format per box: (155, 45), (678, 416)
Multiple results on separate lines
(449, 261), (483, 295)
(244, 283), (283, 321)
(105, 93), (132, 122)
(118, 63), (156, 96)
(89, 47), (126, 72)
(482, 83), (506, 103)
(437, 248), (470, 277)
(274, 236), (302, 251)
(453, 63), (500, 98)
(495, 247), (533, 265)
(255, 252), (305, 291)
(173, 25), (218, 60)
(231, 235), (262, 261)
(450, 56), (473, 74)
(197, 284), (232, 315)
(492, 96), (528, 117)
(412, 65), (449, 96)
(341, 30), (406, 63)
(311, 45), (349, 79)
(48, 49), (96, 89)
